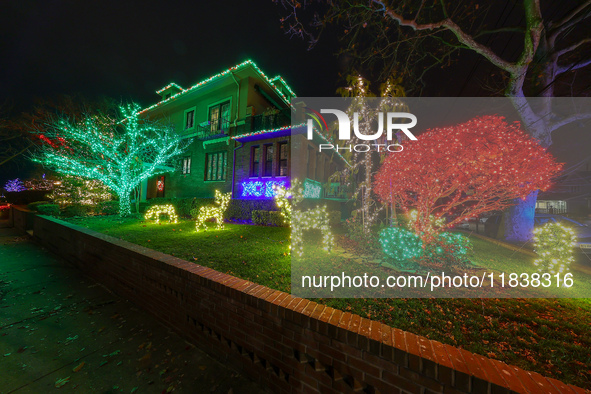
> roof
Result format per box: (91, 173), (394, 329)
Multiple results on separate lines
(138, 60), (297, 116)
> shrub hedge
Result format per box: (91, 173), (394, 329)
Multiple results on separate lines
(252, 210), (286, 226)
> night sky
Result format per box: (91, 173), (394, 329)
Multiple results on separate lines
(0, 0), (341, 114)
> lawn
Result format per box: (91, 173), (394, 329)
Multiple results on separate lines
(66, 215), (591, 389)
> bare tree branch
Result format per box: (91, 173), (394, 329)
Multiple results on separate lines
(371, 0), (519, 73)
(548, 0), (591, 40)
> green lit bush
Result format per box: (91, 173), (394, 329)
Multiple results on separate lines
(417, 232), (472, 268)
(37, 204), (60, 217)
(61, 204), (93, 217)
(379, 227), (423, 261)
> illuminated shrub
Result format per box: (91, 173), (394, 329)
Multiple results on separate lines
(533, 222), (576, 274)
(379, 227), (423, 261)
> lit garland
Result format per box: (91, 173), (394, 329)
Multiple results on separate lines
(270, 75), (297, 98)
(379, 227), (423, 261)
(144, 204), (179, 224)
(374, 115), (562, 242)
(533, 222), (576, 274)
(32, 103), (189, 217)
(231, 124), (297, 140)
(138, 60), (296, 116)
(195, 190), (231, 231)
(273, 180), (333, 256)
(4, 178), (27, 192)
(156, 82), (183, 95)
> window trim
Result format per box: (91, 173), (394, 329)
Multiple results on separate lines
(278, 141), (289, 178)
(204, 151), (228, 182)
(184, 106), (197, 131)
(181, 156), (191, 175)
(207, 97), (233, 133)
(262, 143), (274, 178)
(250, 145), (260, 178)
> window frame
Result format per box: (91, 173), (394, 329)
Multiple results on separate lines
(204, 151), (227, 182)
(263, 143), (274, 177)
(184, 107), (197, 131)
(181, 156), (191, 175)
(207, 97), (232, 133)
(250, 145), (260, 178)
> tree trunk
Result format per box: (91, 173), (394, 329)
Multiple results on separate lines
(502, 190), (538, 243)
(118, 192), (132, 217)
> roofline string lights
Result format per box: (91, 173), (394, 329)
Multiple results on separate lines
(139, 60), (297, 116)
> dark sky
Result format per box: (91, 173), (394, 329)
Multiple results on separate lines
(0, 0), (341, 113)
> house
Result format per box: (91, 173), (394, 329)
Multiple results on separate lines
(536, 157), (591, 217)
(137, 60), (347, 204)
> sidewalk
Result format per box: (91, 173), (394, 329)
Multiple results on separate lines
(0, 225), (265, 393)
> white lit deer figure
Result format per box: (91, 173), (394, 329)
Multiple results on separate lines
(195, 190), (231, 231)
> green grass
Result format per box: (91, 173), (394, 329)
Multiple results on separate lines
(67, 216), (591, 389)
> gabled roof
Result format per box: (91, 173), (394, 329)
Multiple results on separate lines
(138, 60), (297, 116)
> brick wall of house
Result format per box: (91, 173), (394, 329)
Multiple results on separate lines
(29, 212), (584, 394)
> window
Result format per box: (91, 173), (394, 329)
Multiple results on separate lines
(251, 146), (260, 177)
(209, 101), (230, 132)
(263, 144), (274, 177)
(181, 156), (191, 175)
(205, 151), (227, 181)
(278, 142), (288, 176)
(184, 108), (195, 130)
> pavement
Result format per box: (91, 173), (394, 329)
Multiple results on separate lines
(0, 224), (266, 394)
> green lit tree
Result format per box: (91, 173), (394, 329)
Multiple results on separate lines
(32, 103), (189, 217)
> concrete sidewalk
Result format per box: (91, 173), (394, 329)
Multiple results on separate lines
(0, 226), (265, 393)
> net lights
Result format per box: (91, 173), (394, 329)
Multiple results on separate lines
(145, 204), (179, 224)
(379, 227), (423, 261)
(533, 222), (576, 274)
(195, 190), (231, 231)
(241, 180), (287, 198)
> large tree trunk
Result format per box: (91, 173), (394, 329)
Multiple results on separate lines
(501, 190), (538, 243)
(118, 191), (132, 217)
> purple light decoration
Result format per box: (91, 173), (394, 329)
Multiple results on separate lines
(241, 180), (288, 198)
(4, 178), (27, 192)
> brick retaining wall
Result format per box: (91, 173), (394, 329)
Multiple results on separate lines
(28, 211), (586, 394)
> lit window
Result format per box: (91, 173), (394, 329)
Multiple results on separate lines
(209, 101), (230, 132)
(251, 146), (260, 177)
(205, 151), (227, 181)
(181, 156), (191, 175)
(278, 141), (288, 176)
(185, 110), (195, 129)
(263, 144), (274, 177)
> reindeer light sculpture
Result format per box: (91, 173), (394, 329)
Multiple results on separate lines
(274, 180), (333, 256)
(195, 190), (231, 231)
(144, 204), (179, 224)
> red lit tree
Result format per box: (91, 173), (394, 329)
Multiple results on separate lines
(373, 115), (562, 241)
